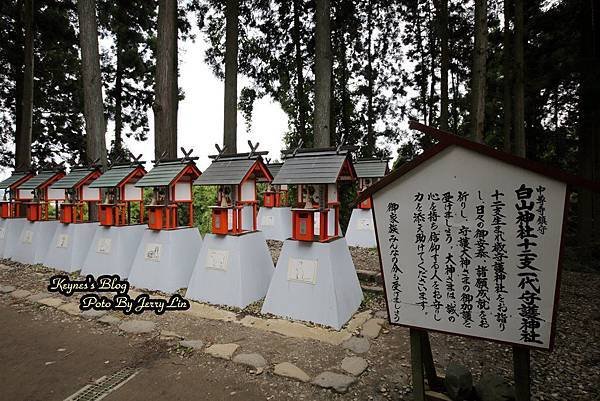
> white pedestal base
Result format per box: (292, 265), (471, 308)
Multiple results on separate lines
(345, 209), (377, 248)
(261, 237), (363, 330)
(43, 222), (98, 272)
(257, 207), (292, 241)
(0, 218), (27, 259)
(81, 224), (147, 279)
(186, 231), (274, 308)
(128, 227), (202, 293)
(11, 220), (60, 264)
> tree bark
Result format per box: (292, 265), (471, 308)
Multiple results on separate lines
(78, 0), (107, 168)
(577, 0), (600, 245)
(16, 0), (33, 170)
(365, 0), (375, 156)
(223, 0), (238, 154)
(114, 30), (124, 156)
(470, 0), (487, 143)
(427, 8), (437, 127)
(434, 0), (449, 130)
(292, 0), (307, 145)
(313, 0), (332, 148)
(502, 0), (513, 153)
(153, 0), (178, 160)
(513, 0), (525, 157)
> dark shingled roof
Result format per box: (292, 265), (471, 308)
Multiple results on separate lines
(19, 171), (62, 190)
(50, 168), (98, 190)
(135, 160), (192, 187)
(272, 149), (352, 185)
(88, 165), (139, 188)
(194, 154), (266, 186)
(0, 171), (31, 189)
(354, 159), (389, 178)
(265, 163), (282, 178)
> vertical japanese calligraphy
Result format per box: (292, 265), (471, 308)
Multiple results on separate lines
(387, 202), (401, 322)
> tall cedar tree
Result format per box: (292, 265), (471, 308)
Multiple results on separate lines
(223, 0), (239, 153)
(153, 0), (178, 160)
(471, 0), (487, 142)
(314, 0), (332, 148)
(16, 0), (34, 170)
(513, 0), (525, 156)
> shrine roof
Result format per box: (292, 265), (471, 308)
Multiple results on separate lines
(272, 148), (355, 185)
(88, 164), (144, 188)
(194, 153), (271, 185)
(0, 171), (32, 189)
(135, 159), (198, 187)
(354, 159), (389, 178)
(19, 170), (63, 190)
(50, 167), (100, 190)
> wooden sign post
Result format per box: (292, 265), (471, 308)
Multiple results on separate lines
(359, 121), (600, 401)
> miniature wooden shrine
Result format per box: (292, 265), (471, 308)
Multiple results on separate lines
(273, 144), (356, 242)
(0, 170), (34, 218)
(262, 161), (287, 208)
(18, 168), (66, 222)
(49, 164), (103, 224)
(354, 158), (389, 209)
(195, 142), (273, 235)
(134, 150), (201, 230)
(88, 156), (146, 227)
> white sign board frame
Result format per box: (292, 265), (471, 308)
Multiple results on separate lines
(370, 144), (569, 351)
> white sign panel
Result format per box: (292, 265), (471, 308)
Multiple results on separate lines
(22, 230), (33, 244)
(287, 258), (318, 285)
(56, 234), (69, 248)
(372, 146), (567, 349)
(261, 215), (274, 226)
(357, 218), (372, 231)
(144, 243), (162, 262)
(206, 249), (229, 271)
(97, 238), (112, 254)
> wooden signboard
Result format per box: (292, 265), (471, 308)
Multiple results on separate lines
(359, 122), (600, 401)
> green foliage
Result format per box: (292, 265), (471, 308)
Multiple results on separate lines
(193, 185), (217, 234)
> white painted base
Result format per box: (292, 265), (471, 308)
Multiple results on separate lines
(11, 220), (60, 264)
(345, 209), (377, 248)
(128, 227), (202, 293)
(186, 231), (274, 308)
(257, 207), (292, 241)
(261, 237), (363, 330)
(81, 224), (147, 279)
(0, 218), (27, 259)
(43, 222), (98, 272)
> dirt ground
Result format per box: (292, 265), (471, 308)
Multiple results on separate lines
(0, 242), (598, 401)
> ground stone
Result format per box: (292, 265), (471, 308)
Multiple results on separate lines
(374, 310), (388, 319)
(475, 373), (515, 401)
(361, 318), (384, 339)
(0, 285), (16, 293)
(273, 362), (310, 383)
(445, 363), (474, 401)
(312, 371), (357, 393)
(37, 297), (64, 308)
(160, 330), (183, 340)
(81, 309), (108, 318)
(26, 292), (47, 302)
(232, 353), (267, 369)
(118, 320), (156, 334)
(97, 315), (121, 325)
(10, 289), (31, 299)
(179, 340), (204, 350)
(205, 343), (239, 360)
(341, 356), (368, 376)
(57, 302), (81, 316)
(342, 337), (371, 354)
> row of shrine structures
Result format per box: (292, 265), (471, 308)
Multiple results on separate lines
(0, 141), (388, 329)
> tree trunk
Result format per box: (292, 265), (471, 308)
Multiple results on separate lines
(16, 0), (33, 170)
(513, 0), (525, 157)
(292, 0), (307, 145)
(470, 0), (487, 143)
(78, 0), (107, 168)
(577, 0), (600, 245)
(502, 0), (513, 153)
(223, 0), (238, 154)
(313, 0), (332, 148)
(415, 4), (428, 126)
(427, 8), (437, 127)
(434, 0), (449, 130)
(114, 31), (123, 156)
(153, 0), (177, 160)
(365, 0), (375, 156)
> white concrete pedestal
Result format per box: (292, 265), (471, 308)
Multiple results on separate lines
(345, 208), (377, 248)
(0, 218), (27, 259)
(128, 227), (202, 293)
(81, 224), (147, 279)
(11, 220), (60, 264)
(186, 231), (274, 308)
(261, 237), (363, 330)
(257, 207), (292, 241)
(43, 222), (98, 272)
